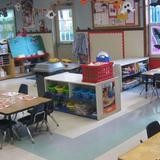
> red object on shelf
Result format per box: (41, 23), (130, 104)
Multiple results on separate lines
(81, 62), (113, 83)
(14, 52), (48, 62)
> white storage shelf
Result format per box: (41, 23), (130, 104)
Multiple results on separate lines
(114, 57), (149, 91)
(44, 72), (121, 120)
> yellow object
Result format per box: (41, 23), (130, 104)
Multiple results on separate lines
(66, 101), (75, 112)
(117, 13), (128, 20)
(54, 85), (65, 94)
(48, 58), (60, 63)
(61, 59), (72, 63)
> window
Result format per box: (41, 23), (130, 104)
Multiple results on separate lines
(58, 8), (74, 43)
(0, 9), (16, 40)
(149, 0), (160, 56)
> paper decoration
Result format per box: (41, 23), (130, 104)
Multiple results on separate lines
(92, 0), (139, 28)
(46, 10), (56, 19)
(14, 3), (21, 12)
(80, 0), (87, 5)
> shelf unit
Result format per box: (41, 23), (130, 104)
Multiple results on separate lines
(114, 57), (149, 91)
(0, 54), (15, 80)
(44, 72), (121, 120)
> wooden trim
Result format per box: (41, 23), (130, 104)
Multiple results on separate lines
(27, 31), (52, 34)
(143, 0), (148, 57)
(76, 27), (144, 33)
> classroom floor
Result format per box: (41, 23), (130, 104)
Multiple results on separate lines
(0, 77), (159, 160)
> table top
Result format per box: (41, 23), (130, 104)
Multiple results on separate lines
(45, 72), (116, 86)
(142, 68), (160, 76)
(0, 91), (51, 115)
(113, 57), (149, 66)
(118, 132), (160, 160)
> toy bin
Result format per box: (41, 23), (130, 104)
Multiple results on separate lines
(48, 84), (56, 93)
(72, 88), (82, 99)
(63, 86), (69, 94)
(81, 62), (113, 83)
(55, 85), (65, 94)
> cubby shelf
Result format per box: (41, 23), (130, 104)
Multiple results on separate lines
(44, 72), (121, 120)
(0, 54), (15, 80)
(114, 57), (149, 91)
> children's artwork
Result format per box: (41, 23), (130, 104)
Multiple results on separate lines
(1, 91), (19, 97)
(17, 94), (37, 100)
(102, 82), (116, 113)
(150, 25), (160, 56)
(0, 97), (13, 109)
(92, 0), (140, 28)
(21, 0), (35, 28)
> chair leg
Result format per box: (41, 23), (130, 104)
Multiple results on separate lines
(49, 114), (59, 127)
(35, 122), (39, 132)
(26, 127), (34, 144)
(150, 89), (154, 103)
(0, 131), (6, 149)
(150, 87), (158, 103)
(155, 88), (159, 99)
(139, 85), (145, 95)
(39, 121), (44, 132)
(44, 121), (52, 135)
(12, 127), (21, 141)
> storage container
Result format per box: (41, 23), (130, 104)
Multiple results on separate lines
(81, 62), (113, 83)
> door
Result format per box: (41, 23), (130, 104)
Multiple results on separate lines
(55, 5), (75, 60)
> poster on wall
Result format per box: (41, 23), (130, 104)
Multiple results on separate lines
(92, 0), (140, 28)
(150, 25), (160, 56)
(21, 0), (35, 28)
(102, 81), (116, 114)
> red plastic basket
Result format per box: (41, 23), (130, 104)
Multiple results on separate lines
(81, 62), (113, 83)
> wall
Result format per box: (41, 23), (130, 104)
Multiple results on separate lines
(73, 0), (93, 30)
(0, 0), (53, 32)
(87, 1), (145, 61)
(0, 0), (146, 61)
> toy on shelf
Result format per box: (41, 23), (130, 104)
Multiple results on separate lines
(96, 51), (110, 62)
(48, 58), (60, 63)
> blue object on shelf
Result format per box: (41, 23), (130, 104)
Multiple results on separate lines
(96, 51), (110, 62)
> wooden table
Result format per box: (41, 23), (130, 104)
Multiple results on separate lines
(0, 91), (51, 116)
(142, 68), (160, 77)
(141, 68), (160, 97)
(118, 132), (160, 160)
(0, 91), (51, 140)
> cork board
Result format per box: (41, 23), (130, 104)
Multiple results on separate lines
(89, 31), (124, 61)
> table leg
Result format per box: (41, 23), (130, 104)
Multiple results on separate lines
(145, 77), (148, 98)
(8, 115), (14, 144)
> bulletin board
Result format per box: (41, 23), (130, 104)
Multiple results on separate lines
(8, 35), (45, 58)
(89, 31), (124, 61)
(89, 30), (144, 61)
(92, 0), (140, 28)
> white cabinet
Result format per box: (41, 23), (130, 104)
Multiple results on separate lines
(114, 57), (149, 91)
(44, 72), (121, 120)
